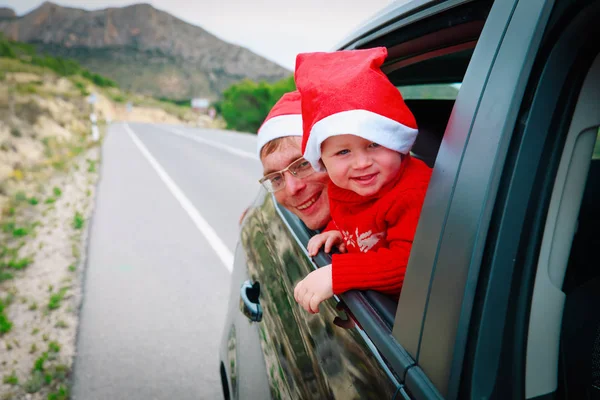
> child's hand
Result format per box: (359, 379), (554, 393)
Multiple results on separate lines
(307, 231), (344, 257)
(294, 265), (333, 314)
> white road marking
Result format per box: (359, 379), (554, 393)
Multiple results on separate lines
(161, 126), (258, 160)
(125, 123), (233, 272)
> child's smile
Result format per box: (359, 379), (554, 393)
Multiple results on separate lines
(321, 135), (403, 197)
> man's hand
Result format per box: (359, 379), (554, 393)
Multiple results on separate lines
(294, 265), (333, 314)
(307, 230), (345, 257)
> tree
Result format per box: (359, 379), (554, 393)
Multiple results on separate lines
(218, 76), (296, 133)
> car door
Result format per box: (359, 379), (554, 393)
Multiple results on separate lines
(243, 193), (400, 399)
(392, 0), (599, 399)
(224, 0), (517, 399)
(451, 1), (600, 398)
(223, 0), (577, 399)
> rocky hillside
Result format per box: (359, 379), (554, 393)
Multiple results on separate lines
(0, 2), (291, 100)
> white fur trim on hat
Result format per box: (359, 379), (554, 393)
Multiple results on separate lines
(303, 109), (418, 170)
(256, 114), (303, 157)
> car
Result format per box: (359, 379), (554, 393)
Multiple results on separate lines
(219, 0), (600, 398)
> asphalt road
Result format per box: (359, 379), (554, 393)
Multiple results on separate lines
(72, 123), (263, 400)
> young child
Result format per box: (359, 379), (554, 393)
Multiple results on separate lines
(293, 47), (432, 314)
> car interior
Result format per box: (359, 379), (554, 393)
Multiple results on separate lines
(559, 155), (600, 399)
(360, 95), (456, 329)
(525, 51), (600, 399)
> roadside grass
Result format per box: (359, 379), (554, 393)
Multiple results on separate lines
(47, 287), (68, 311)
(72, 212), (84, 230)
(2, 370), (18, 385)
(48, 385), (69, 400)
(0, 297), (13, 335)
(22, 341), (69, 395)
(55, 320), (68, 329)
(86, 158), (96, 173)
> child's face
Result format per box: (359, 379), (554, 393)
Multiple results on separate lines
(321, 134), (403, 197)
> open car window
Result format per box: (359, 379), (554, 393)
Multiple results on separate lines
(272, 0), (496, 393)
(398, 83), (462, 100)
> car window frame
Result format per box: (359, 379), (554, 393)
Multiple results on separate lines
(412, 0), (569, 398)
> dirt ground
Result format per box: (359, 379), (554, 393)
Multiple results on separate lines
(0, 145), (100, 399)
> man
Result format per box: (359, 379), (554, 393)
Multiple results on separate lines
(257, 91), (331, 231)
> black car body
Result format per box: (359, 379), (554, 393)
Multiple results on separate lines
(219, 0), (600, 398)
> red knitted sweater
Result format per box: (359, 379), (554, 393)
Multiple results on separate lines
(325, 156), (432, 296)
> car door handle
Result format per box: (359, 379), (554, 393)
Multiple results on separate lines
(240, 280), (262, 322)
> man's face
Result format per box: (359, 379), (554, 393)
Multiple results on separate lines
(261, 137), (331, 230)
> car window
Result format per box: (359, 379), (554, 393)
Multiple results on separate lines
(274, 0), (497, 396)
(398, 83), (462, 100)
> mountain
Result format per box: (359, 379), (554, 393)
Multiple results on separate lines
(0, 7), (16, 19)
(0, 2), (291, 99)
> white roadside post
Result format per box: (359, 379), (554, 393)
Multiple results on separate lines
(87, 92), (99, 141)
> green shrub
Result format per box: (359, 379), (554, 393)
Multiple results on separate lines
(7, 257), (32, 270)
(73, 212), (84, 229)
(48, 288), (68, 310)
(109, 93), (126, 103)
(15, 191), (27, 202)
(48, 341), (60, 353)
(23, 370), (44, 393)
(34, 353), (47, 372)
(219, 75), (295, 133)
(12, 226), (30, 237)
(2, 370), (18, 385)
(74, 81), (89, 96)
(81, 69), (118, 88)
(0, 40), (16, 58)
(0, 313), (12, 335)
(0, 33), (117, 90)
(47, 384), (69, 400)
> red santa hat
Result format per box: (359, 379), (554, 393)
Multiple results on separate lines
(256, 90), (303, 157)
(295, 47), (418, 170)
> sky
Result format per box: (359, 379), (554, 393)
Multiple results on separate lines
(3, 0), (400, 70)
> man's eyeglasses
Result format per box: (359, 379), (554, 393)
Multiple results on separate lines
(259, 157), (315, 193)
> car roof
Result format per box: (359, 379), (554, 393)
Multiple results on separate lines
(333, 0), (440, 50)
